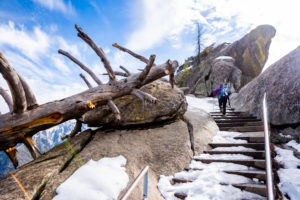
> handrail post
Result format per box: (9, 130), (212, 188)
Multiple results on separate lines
(262, 93), (275, 200)
(143, 171), (148, 200)
(119, 166), (149, 200)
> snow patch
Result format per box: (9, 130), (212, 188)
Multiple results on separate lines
(186, 96), (219, 113)
(286, 140), (300, 152)
(275, 146), (300, 199)
(53, 155), (129, 200)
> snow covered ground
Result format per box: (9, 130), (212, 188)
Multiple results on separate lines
(275, 143), (300, 199)
(53, 156), (128, 200)
(158, 130), (265, 200)
(185, 96), (219, 113)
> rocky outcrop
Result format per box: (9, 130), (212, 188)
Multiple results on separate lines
(82, 80), (187, 127)
(0, 110), (218, 200)
(231, 46), (300, 126)
(211, 56), (242, 91)
(176, 25), (276, 96)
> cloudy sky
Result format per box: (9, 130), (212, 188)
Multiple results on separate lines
(0, 0), (299, 113)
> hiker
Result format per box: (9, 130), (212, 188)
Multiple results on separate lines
(213, 83), (231, 115)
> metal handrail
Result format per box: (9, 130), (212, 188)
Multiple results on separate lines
(119, 166), (149, 200)
(262, 93), (275, 200)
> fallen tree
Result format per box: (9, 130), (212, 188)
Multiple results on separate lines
(0, 24), (178, 168)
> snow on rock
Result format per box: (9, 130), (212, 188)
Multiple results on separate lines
(215, 56), (235, 61)
(53, 155), (129, 200)
(286, 140), (300, 152)
(213, 146), (256, 151)
(275, 146), (300, 199)
(186, 96), (219, 113)
(212, 131), (246, 143)
(194, 153), (253, 160)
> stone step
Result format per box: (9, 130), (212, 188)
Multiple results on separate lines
(214, 118), (261, 123)
(217, 121), (263, 127)
(212, 116), (258, 120)
(232, 183), (266, 197)
(209, 143), (265, 150)
(193, 158), (265, 169)
(219, 125), (264, 132)
(174, 192), (187, 200)
(203, 150), (265, 159)
(172, 178), (194, 184)
(224, 170), (266, 181)
(234, 136), (264, 143)
(210, 111), (247, 115)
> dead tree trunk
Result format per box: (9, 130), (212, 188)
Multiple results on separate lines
(0, 87), (13, 112)
(0, 24), (178, 166)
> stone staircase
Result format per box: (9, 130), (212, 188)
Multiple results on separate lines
(172, 108), (269, 199)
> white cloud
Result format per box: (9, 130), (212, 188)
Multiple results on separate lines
(128, 0), (300, 69)
(32, 0), (75, 15)
(0, 21), (50, 62)
(126, 0), (209, 51)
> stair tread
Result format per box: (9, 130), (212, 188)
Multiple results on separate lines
(224, 170), (266, 174)
(232, 183), (266, 188)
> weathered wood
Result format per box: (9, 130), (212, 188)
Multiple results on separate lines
(0, 87), (13, 112)
(5, 147), (18, 168)
(17, 74), (38, 110)
(112, 43), (149, 64)
(0, 51), (26, 113)
(0, 60), (178, 150)
(59, 49), (103, 85)
(107, 100), (121, 120)
(103, 71), (128, 77)
(61, 120), (82, 139)
(75, 25), (115, 81)
(120, 65), (131, 76)
(23, 135), (41, 159)
(131, 89), (157, 104)
(138, 54), (155, 81)
(79, 73), (93, 89)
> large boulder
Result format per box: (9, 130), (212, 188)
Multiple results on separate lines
(0, 110), (218, 200)
(219, 24), (276, 86)
(231, 46), (300, 125)
(176, 25), (276, 96)
(211, 56), (242, 91)
(82, 80), (187, 127)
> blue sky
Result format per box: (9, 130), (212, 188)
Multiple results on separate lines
(1, 0), (300, 113)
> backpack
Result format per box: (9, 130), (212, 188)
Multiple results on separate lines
(221, 86), (229, 97)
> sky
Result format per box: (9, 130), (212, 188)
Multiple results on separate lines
(0, 0), (300, 113)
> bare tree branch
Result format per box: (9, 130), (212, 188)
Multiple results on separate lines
(103, 71), (128, 77)
(139, 54), (156, 82)
(0, 87), (13, 112)
(131, 89), (157, 104)
(23, 135), (41, 159)
(0, 51), (27, 113)
(120, 65), (131, 76)
(169, 73), (175, 89)
(17, 74), (38, 110)
(5, 147), (18, 168)
(112, 43), (149, 64)
(107, 100), (121, 120)
(59, 49), (103, 85)
(75, 24), (115, 81)
(61, 120), (82, 139)
(80, 73), (93, 88)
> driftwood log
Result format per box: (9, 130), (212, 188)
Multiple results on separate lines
(0, 24), (178, 168)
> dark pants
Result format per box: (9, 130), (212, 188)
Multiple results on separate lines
(219, 96), (228, 114)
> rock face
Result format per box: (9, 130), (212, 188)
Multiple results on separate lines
(0, 110), (218, 200)
(211, 56), (242, 91)
(176, 25), (276, 96)
(231, 46), (300, 125)
(83, 80), (187, 127)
